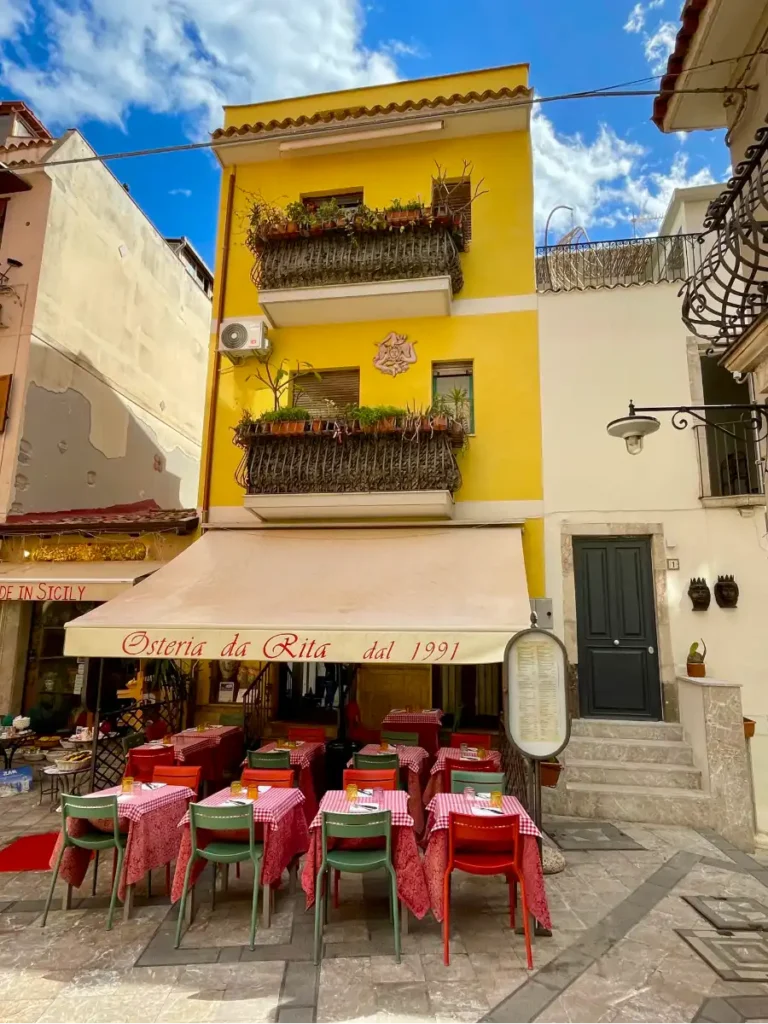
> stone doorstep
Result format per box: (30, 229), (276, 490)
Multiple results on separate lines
(564, 759), (703, 791)
(545, 781), (712, 828)
(569, 719), (684, 742)
(563, 736), (695, 766)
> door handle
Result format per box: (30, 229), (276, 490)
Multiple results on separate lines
(648, 646), (655, 654)
(613, 639), (620, 646)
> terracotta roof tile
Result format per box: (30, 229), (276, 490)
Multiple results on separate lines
(652, 0), (712, 130)
(212, 86), (532, 139)
(0, 500), (198, 536)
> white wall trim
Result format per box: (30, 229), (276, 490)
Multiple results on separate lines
(205, 501), (538, 528)
(452, 294), (537, 316)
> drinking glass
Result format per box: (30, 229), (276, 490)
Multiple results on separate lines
(132, 780), (142, 796)
(460, 743), (468, 759)
(463, 786), (476, 801)
(162, 734), (173, 746)
(276, 737), (286, 749)
(345, 783), (358, 803)
(121, 776), (134, 794)
(477, 746), (487, 760)
(247, 783), (259, 801)
(230, 780), (243, 798)
(196, 723), (205, 732)
(373, 786), (384, 805)
(490, 790), (503, 809)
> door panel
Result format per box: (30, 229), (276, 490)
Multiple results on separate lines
(574, 537), (661, 720)
(357, 665), (431, 729)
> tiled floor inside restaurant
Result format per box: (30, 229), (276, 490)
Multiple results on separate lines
(4, 791), (768, 1021)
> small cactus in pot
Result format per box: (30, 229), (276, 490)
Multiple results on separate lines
(686, 640), (707, 678)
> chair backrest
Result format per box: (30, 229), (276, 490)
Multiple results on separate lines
(354, 753), (399, 773)
(152, 764), (202, 793)
(288, 726), (326, 743)
(145, 719), (169, 741)
(450, 769), (505, 794)
(321, 809), (392, 858)
(241, 768), (293, 788)
(450, 733), (492, 749)
(61, 793), (121, 844)
(129, 747), (175, 781)
(448, 811), (521, 863)
(247, 750), (291, 769)
(342, 768), (397, 790)
(219, 712), (242, 726)
(189, 802), (254, 853)
(121, 731), (145, 754)
(381, 730), (419, 747)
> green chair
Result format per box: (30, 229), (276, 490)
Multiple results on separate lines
(314, 810), (399, 965)
(219, 712), (242, 726)
(121, 731), (145, 756)
(247, 750), (291, 770)
(354, 752), (401, 788)
(450, 770), (506, 795)
(381, 730), (419, 747)
(175, 802), (263, 950)
(42, 793), (126, 930)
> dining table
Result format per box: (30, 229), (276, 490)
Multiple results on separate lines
(177, 725), (244, 778)
(347, 743), (431, 833)
(172, 785), (309, 926)
(252, 740), (324, 822)
(422, 792), (552, 930)
(422, 745), (503, 803)
(301, 789), (431, 920)
(381, 709), (442, 755)
(50, 782), (196, 919)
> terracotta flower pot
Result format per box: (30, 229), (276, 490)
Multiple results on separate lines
(540, 760), (563, 787)
(311, 419), (324, 433)
(744, 717), (756, 740)
(686, 661), (706, 677)
(375, 417), (396, 433)
(285, 420), (307, 434)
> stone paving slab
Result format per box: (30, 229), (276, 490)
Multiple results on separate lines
(546, 821), (644, 851)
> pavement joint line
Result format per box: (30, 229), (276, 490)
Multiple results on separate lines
(481, 850), (701, 1023)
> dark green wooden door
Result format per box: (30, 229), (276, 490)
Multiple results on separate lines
(573, 537), (662, 719)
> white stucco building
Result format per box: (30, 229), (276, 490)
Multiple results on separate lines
(539, 185), (767, 847)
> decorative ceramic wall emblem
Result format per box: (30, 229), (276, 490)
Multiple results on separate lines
(688, 577), (711, 611)
(714, 574), (739, 608)
(373, 332), (417, 377)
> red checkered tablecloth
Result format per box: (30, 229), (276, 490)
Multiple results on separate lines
(382, 710), (443, 726)
(426, 793), (540, 836)
(51, 783), (195, 901)
(347, 743), (429, 774)
(430, 746), (502, 776)
(258, 740), (324, 771)
(309, 788), (412, 830)
(172, 786), (309, 902)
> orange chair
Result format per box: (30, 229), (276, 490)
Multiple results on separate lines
(241, 768), (294, 788)
(152, 764), (202, 794)
(443, 812), (532, 969)
(127, 747), (174, 782)
(444, 759), (497, 794)
(450, 733), (492, 749)
(342, 768), (398, 790)
(287, 726), (326, 744)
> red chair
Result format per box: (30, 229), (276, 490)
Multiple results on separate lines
(444, 759), (497, 794)
(443, 812), (532, 969)
(287, 726), (326, 744)
(241, 768), (294, 788)
(152, 764), (202, 794)
(127, 747), (174, 781)
(145, 718), (169, 741)
(342, 768), (397, 790)
(450, 733), (492, 749)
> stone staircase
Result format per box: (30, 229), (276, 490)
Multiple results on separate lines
(542, 718), (712, 827)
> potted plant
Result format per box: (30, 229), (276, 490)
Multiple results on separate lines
(402, 199), (423, 224)
(385, 199), (409, 226)
(260, 407), (310, 434)
(246, 358), (320, 415)
(540, 757), (563, 787)
(686, 640), (707, 677)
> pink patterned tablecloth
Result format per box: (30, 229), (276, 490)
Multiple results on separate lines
(422, 793), (551, 929)
(252, 741), (324, 822)
(179, 726), (243, 777)
(423, 746), (502, 802)
(302, 789), (430, 919)
(171, 786), (309, 901)
(381, 710), (442, 755)
(51, 783), (195, 901)
(347, 743), (430, 833)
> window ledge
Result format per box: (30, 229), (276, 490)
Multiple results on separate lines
(700, 494), (766, 509)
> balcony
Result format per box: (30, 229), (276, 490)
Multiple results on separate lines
(695, 419), (765, 505)
(234, 416), (464, 521)
(536, 234), (702, 293)
(249, 214), (464, 326)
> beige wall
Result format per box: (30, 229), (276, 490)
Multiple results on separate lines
(539, 281), (768, 835)
(0, 130), (210, 516)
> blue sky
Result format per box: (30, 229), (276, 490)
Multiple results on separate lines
(0, 0), (725, 268)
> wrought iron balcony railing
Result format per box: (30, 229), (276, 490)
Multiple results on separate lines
(695, 419), (765, 499)
(681, 123), (768, 350)
(235, 423), (463, 496)
(252, 222), (464, 294)
(536, 234), (702, 293)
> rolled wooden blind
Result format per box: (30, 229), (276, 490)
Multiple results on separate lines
(292, 368), (360, 416)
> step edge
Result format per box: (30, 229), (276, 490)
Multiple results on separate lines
(564, 781), (710, 799)
(564, 758), (701, 773)
(567, 736), (692, 748)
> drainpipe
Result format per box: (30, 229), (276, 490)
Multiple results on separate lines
(200, 168), (236, 525)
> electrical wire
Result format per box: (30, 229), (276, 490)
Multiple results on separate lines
(7, 47), (766, 172)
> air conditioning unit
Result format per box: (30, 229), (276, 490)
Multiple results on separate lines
(218, 317), (271, 359)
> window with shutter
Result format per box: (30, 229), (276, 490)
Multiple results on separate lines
(292, 367), (360, 416)
(432, 361), (474, 433)
(302, 190), (364, 212)
(431, 177), (472, 243)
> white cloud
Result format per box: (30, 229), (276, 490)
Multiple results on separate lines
(532, 108), (714, 239)
(0, 0), (400, 131)
(644, 20), (678, 74)
(169, 187), (192, 197)
(623, 0), (665, 35)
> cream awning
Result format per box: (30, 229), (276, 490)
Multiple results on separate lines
(0, 561), (165, 603)
(63, 527), (530, 664)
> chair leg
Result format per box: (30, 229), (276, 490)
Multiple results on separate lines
(313, 867), (326, 965)
(518, 878), (533, 971)
(91, 850), (99, 897)
(41, 845), (65, 928)
(236, 863), (240, 880)
(333, 869), (339, 909)
(249, 857), (260, 951)
(388, 866), (401, 964)
(175, 854), (197, 949)
(509, 876), (517, 930)
(107, 848), (125, 931)
(111, 848), (118, 887)
(211, 864), (217, 911)
(165, 861), (172, 897)
(442, 869), (451, 966)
